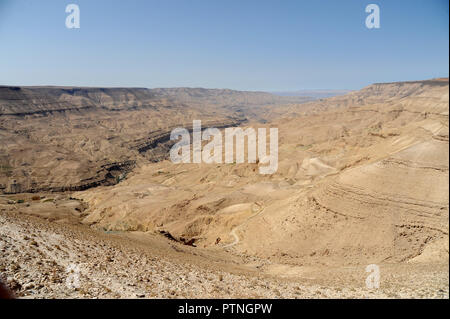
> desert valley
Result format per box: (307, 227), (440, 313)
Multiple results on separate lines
(0, 78), (448, 299)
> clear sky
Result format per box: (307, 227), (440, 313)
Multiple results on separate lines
(0, 0), (448, 90)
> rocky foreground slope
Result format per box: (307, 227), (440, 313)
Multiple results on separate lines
(0, 206), (447, 298)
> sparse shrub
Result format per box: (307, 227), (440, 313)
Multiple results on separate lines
(115, 174), (126, 183)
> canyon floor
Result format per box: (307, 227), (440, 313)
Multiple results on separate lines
(0, 79), (448, 298)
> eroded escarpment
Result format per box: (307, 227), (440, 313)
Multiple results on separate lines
(0, 86), (162, 115)
(132, 118), (245, 161)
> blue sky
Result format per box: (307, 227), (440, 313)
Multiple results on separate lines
(0, 0), (448, 90)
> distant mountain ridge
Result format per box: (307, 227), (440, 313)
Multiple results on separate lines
(271, 89), (352, 99)
(0, 86), (312, 116)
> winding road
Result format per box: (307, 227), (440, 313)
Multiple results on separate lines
(223, 202), (265, 249)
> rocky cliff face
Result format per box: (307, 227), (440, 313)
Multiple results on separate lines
(0, 86), (160, 115)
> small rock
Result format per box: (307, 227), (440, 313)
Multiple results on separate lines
(7, 278), (21, 291)
(23, 282), (35, 290)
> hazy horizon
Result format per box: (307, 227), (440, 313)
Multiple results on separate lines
(0, 77), (447, 93)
